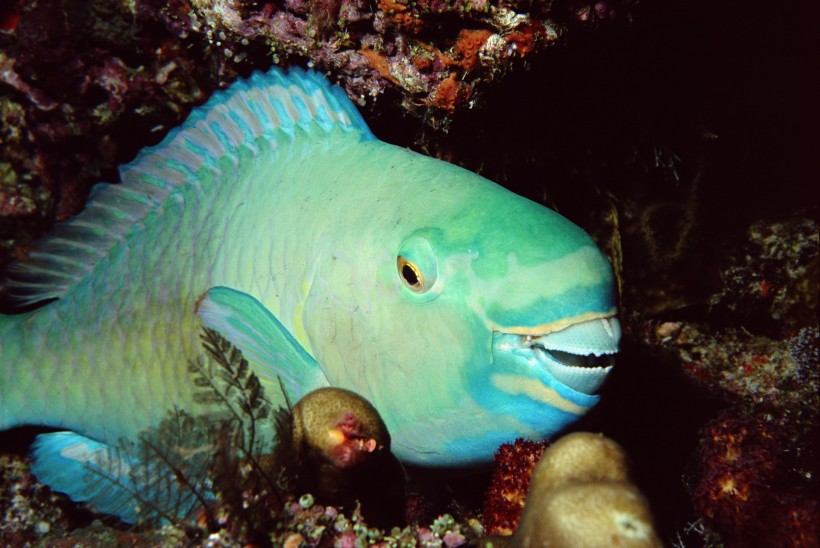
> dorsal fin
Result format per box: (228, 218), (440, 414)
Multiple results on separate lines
(1, 67), (375, 307)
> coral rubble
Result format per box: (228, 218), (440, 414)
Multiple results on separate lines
(0, 454), (72, 545)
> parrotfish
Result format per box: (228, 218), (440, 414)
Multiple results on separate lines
(0, 67), (619, 515)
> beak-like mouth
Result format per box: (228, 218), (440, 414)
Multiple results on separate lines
(493, 316), (621, 395)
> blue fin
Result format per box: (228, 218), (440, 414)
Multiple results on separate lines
(31, 431), (150, 523)
(32, 430), (212, 524)
(2, 67), (375, 307)
(197, 286), (329, 403)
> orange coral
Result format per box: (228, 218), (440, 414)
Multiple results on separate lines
(413, 55), (433, 72)
(427, 72), (471, 113)
(506, 23), (544, 57)
(377, 0), (406, 15)
(454, 29), (493, 70)
(358, 47), (400, 86)
(416, 41), (457, 69)
(377, 0), (422, 33)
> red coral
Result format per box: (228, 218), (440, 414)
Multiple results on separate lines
(691, 411), (819, 546)
(483, 438), (548, 536)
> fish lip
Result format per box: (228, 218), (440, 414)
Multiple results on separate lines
(492, 316), (620, 395)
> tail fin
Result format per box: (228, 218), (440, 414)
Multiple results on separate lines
(31, 429), (211, 524)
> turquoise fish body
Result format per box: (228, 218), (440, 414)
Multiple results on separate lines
(0, 69), (619, 510)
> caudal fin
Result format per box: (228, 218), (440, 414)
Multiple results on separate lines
(31, 429), (212, 524)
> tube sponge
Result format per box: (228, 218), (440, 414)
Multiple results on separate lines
(513, 432), (662, 548)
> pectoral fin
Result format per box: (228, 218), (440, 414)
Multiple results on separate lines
(196, 286), (329, 403)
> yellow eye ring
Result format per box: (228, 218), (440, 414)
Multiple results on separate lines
(396, 235), (440, 300)
(397, 256), (425, 293)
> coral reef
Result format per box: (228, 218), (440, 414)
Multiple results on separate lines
(637, 219), (819, 544)
(710, 217), (818, 335)
(271, 501), (478, 547)
(645, 322), (818, 429)
(633, 224), (819, 544)
(690, 411), (819, 547)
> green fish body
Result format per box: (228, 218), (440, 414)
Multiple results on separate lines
(0, 68), (618, 516)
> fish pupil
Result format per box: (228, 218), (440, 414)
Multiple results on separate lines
(402, 264), (420, 287)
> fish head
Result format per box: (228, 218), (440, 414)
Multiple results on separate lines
(301, 150), (619, 466)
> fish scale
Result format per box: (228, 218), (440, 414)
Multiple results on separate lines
(1, 67), (619, 521)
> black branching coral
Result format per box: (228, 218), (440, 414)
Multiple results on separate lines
(81, 330), (408, 544)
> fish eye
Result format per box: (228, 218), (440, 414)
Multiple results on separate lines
(396, 235), (440, 300)
(398, 257), (424, 292)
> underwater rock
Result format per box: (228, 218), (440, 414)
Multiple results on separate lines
(710, 217), (818, 336)
(0, 454), (72, 545)
(642, 304), (818, 545)
(0, 0), (217, 266)
(647, 321), (819, 426)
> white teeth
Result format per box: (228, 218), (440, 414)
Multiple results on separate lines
(528, 316), (620, 394)
(533, 316), (621, 356)
(493, 316), (620, 395)
(601, 317), (615, 339)
(538, 351), (613, 394)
